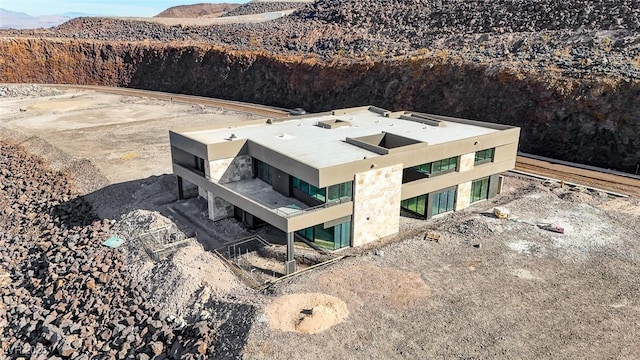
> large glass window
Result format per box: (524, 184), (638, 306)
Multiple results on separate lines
(475, 148), (495, 164)
(326, 181), (353, 202)
(431, 188), (456, 216)
(413, 156), (458, 176)
(470, 178), (490, 203)
(293, 177), (326, 202)
(255, 159), (272, 184)
(295, 220), (351, 250)
(401, 194), (427, 216)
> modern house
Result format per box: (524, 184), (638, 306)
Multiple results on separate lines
(170, 106), (520, 273)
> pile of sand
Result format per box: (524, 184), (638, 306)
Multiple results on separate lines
(266, 293), (348, 334)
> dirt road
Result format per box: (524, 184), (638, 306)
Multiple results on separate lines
(516, 155), (640, 197)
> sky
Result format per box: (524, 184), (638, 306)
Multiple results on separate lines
(1, 0), (248, 17)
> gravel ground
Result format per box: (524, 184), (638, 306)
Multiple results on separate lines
(244, 174), (640, 359)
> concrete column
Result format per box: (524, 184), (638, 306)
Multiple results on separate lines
(455, 181), (472, 211)
(198, 186), (208, 200)
(285, 232), (296, 274)
(177, 176), (184, 200)
(207, 192), (234, 221)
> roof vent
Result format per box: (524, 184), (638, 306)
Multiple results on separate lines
(317, 119), (351, 129)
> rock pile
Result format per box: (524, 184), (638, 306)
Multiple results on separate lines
(0, 141), (254, 359)
(0, 84), (63, 98)
(295, 0), (640, 35)
(221, 2), (309, 17)
(51, 18), (206, 42)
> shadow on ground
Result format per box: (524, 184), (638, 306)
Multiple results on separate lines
(73, 174), (241, 251)
(50, 173), (257, 359)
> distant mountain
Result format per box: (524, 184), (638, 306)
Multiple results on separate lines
(0, 8), (92, 29)
(60, 12), (95, 18)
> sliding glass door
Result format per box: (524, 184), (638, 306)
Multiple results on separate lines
(431, 188), (456, 216)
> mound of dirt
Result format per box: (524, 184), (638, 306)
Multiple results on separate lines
(113, 210), (245, 319)
(557, 190), (595, 203)
(154, 3), (240, 18)
(318, 264), (431, 309)
(266, 293), (348, 334)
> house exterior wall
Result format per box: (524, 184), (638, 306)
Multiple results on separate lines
(352, 164), (403, 247)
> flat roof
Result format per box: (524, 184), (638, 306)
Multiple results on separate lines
(177, 107), (501, 168)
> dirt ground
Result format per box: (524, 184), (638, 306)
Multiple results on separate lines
(2, 85), (639, 359)
(244, 177), (640, 359)
(0, 85), (256, 192)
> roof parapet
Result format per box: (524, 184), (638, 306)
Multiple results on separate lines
(399, 114), (447, 127)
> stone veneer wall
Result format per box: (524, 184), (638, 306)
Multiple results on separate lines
(204, 155), (253, 221)
(352, 164), (403, 247)
(458, 152), (475, 172)
(454, 152), (475, 211)
(206, 155), (253, 184)
(208, 193), (234, 221)
(455, 181), (472, 211)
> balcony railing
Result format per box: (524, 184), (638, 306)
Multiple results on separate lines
(273, 197), (352, 218)
(174, 162), (352, 220)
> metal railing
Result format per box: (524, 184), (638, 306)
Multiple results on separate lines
(272, 197), (352, 218)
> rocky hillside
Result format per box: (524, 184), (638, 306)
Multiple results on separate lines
(0, 141), (254, 358)
(154, 3), (240, 18)
(1, 0), (639, 172)
(221, 1), (310, 17)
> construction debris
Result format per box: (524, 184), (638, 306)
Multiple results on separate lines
(537, 223), (566, 234)
(424, 231), (441, 242)
(102, 235), (124, 248)
(494, 206), (511, 219)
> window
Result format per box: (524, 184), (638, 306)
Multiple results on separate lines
(431, 188), (456, 216)
(401, 194), (427, 216)
(194, 156), (205, 173)
(255, 159), (272, 184)
(470, 178), (490, 203)
(295, 220), (351, 250)
(413, 156), (458, 176)
(326, 181), (353, 202)
(293, 177), (326, 203)
(475, 148), (495, 164)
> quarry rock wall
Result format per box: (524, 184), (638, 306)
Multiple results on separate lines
(1, 38), (638, 172)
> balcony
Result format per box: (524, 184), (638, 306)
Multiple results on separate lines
(174, 163), (353, 232)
